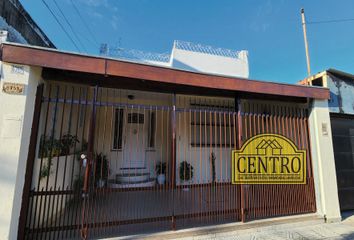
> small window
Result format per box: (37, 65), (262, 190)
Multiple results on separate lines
(312, 77), (323, 87)
(112, 108), (124, 150)
(190, 101), (235, 148)
(148, 111), (156, 148)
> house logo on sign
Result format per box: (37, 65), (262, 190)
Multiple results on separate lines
(256, 139), (282, 155)
(232, 134), (306, 184)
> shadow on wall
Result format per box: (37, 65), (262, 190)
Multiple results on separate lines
(0, 152), (18, 185)
(171, 59), (199, 73)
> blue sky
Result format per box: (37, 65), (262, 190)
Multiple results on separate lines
(20, 0), (354, 83)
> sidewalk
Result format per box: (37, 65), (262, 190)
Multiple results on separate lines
(182, 213), (354, 240)
(192, 220), (354, 240)
(114, 213), (354, 240)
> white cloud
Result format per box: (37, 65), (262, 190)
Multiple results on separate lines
(250, 0), (273, 32)
(89, 10), (103, 19)
(80, 0), (109, 7)
(111, 15), (119, 30)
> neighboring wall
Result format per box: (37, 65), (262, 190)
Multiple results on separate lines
(0, 0), (55, 47)
(326, 73), (354, 114)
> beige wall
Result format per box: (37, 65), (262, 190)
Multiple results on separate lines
(0, 62), (41, 239)
(93, 89), (173, 179)
(309, 99), (341, 222)
(176, 95), (235, 184)
(33, 83), (175, 186)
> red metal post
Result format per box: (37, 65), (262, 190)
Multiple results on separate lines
(171, 93), (177, 230)
(17, 84), (44, 240)
(236, 99), (246, 222)
(81, 85), (98, 239)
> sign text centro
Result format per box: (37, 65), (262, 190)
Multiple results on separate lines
(232, 134), (306, 184)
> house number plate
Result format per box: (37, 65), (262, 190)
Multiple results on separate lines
(2, 82), (25, 95)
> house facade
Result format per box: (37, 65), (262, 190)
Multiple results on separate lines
(300, 69), (354, 211)
(0, 43), (341, 239)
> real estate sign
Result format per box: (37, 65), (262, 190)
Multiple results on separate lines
(232, 134), (306, 184)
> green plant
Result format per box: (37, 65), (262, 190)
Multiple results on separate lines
(95, 153), (109, 181)
(38, 135), (57, 180)
(39, 135), (61, 159)
(210, 152), (216, 183)
(38, 134), (80, 180)
(39, 134), (80, 158)
(179, 161), (194, 182)
(155, 162), (167, 175)
(39, 161), (52, 180)
(60, 134), (79, 155)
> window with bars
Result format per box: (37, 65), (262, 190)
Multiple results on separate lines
(190, 101), (235, 147)
(112, 108), (124, 150)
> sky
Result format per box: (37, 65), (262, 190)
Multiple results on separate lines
(20, 0), (354, 84)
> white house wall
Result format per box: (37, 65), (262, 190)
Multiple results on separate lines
(0, 62), (42, 239)
(172, 48), (249, 78)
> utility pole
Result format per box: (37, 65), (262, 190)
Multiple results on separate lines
(301, 8), (311, 77)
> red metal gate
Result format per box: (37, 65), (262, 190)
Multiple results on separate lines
(19, 84), (316, 239)
(239, 101), (316, 220)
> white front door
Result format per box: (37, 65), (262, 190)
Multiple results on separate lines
(123, 111), (146, 168)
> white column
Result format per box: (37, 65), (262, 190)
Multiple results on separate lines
(309, 99), (341, 222)
(0, 62), (41, 239)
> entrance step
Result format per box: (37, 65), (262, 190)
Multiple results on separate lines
(116, 173), (150, 183)
(108, 178), (155, 189)
(120, 167), (149, 175)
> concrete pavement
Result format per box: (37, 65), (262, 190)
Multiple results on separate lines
(114, 213), (354, 240)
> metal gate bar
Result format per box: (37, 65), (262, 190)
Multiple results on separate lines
(20, 84), (316, 239)
(22, 84), (94, 239)
(239, 103), (316, 220)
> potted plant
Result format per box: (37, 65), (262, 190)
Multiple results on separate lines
(155, 162), (167, 185)
(179, 161), (194, 191)
(39, 135), (61, 158)
(95, 153), (109, 188)
(38, 134), (80, 180)
(38, 135), (63, 180)
(60, 134), (79, 155)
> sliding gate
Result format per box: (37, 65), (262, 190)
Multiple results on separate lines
(20, 84), (316, 239)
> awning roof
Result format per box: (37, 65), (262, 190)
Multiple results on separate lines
(0, 43), (329, 100)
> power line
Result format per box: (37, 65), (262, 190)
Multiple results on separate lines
(51, 0), (87, 52)
(41, 0), (81, 52)
(70, 0), (99, 46)
(308, 18), (354, 25)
